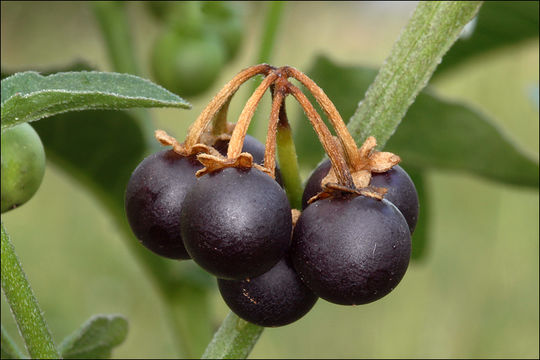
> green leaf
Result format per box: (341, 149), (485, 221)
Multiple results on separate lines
(59, 315), (128, 359)
(1, 71), (191, 131)
(434, 1), (540, 76)
(299, 56), (539, 188)
(1, 65), (213, 357)
(202, 312), (263, 359)
(32, 109), (146, 211)
(385, 92), (539, 188)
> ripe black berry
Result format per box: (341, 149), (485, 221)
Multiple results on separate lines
(301, 159), (418, 233)
(125, 150), (202, 259)
(180, 167), (292, 280)
(213, 134), (283, 186)
(218, 256), (318, 327)
(370, 165), (419, 234)
(301, 159), (331, 210)
(291, 195), (411, 305)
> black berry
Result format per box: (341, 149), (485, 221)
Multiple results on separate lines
(125, 150), (202, 259)
(301, 159), (332, 210)
(213, 134), (283, 186)
(291, 195), (411, 305)
(370, 165), (419, 234)
(301, 159), (418, 233)
(218, 256), (318, 327)
(180, 167), (292, 280)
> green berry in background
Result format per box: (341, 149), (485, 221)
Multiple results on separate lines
(151, 27), (226, 97)
(1, 123), (46, 213)
(201, 1), (245, 61)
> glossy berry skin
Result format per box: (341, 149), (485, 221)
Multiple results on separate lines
(291, 195), (411, 305)
(125, 150), (202, 259)
(213, 134), (283, 186)
(370, 165), (419, 234)
(180, 167), (292, 280)
(218, 256), (318, 327)
(1, 123), (46, 213)
(301, 159), (418, 233)
(301, 159), (332, 210)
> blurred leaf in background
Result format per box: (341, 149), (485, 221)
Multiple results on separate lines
(433, 1), (539, 76)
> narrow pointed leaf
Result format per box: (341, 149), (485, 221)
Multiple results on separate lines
(1, 66), (214, 357)
(1, 71), (191, 131)
(59, 315), (128, 359)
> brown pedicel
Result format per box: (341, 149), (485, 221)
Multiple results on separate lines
(152, 64), (401, 204)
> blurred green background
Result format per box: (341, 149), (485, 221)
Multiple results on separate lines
(1, 1), (538, 358)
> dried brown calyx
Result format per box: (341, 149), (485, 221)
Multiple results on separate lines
(307, 137), (401, 204)
(155, 63), (403, 206)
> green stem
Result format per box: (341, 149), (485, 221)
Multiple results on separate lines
(248, 1), (286, 137)
(276, 103), (303, 210)
(91, 1), (139, 75)
(201, 312), (263, 359)
(91, 1), (158, 151)
(1, 223), (60, 359)
(255, 2), (286, 66)
(1, 324), (26, 359)
(347, 1), (483, 149)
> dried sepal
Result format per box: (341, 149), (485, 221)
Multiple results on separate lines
(307, 182), (387, 204)
(358, 136), (377, 161)
(368, 151), (401, 173)
(253, 164), (273, 178)
(195, 152), (254, 177)
(154, 129), (189, 156)
(322, 168), (372, 190)
(191, 143), (221, 157)
(352, 136), (401, 173)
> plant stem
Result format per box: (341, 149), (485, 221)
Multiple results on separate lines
(92, 1), (139, 75)
(201, 312), (263, 359)
(248, 1), (286, 137)
(1, 223), (60, 359)
(1, 324), (26, 359)
(347, 1), (483, 149)
(276, 101), (303, 210)
(255, 2), (286, 66)
(91, 1), (157, 151)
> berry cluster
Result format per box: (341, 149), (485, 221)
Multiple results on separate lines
(125, 64), (419, 327)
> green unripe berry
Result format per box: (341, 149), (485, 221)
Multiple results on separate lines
(151, 27), (226, 97)
(1, 123), (46, 213)
(201, 1), (244, 61)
